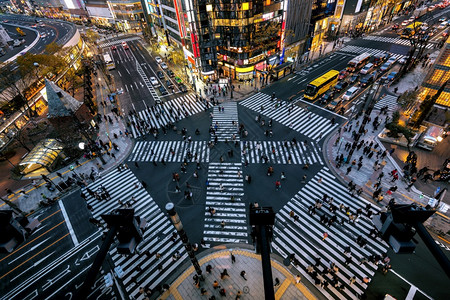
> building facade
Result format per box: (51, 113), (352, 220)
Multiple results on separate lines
(107, 0), (145, 32)
(419, 38), (450, 107)
(85, 0), (115, 27)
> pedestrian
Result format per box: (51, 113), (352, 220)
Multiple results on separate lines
(322, 232), (328, 241)
(231, 252), (236, 263)
(274, 278), (280, 287)
(213, 280), (219, 289)
(221, 220), (225, 229)
(220, 269), (229, 279)
(346, 166), (352, 175)
(134, 162), (139, 168)
(295, 275), (301, 284)
(240, 270), (247, 280)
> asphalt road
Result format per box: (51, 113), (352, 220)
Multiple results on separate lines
(0, 14), (76, 62)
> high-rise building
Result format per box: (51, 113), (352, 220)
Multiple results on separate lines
(420, 38), (450, 107)
(85, 0), (115, 27)
(108, 0), (145, 32)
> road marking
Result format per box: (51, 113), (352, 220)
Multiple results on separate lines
(287, 76), (296, 81)
(8, 238), (51, 265)
(390, 269), (432, 300)
(58, 200), (79, 246)
(0, 233), (69, 280)
(297, 98), (347, 119)
(0, 220), (66, 263)
(10, 251), (55, 282)
(117, 70), (122, 77)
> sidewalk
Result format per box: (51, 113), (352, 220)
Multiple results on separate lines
(159, 248), (316, 300)
(0, 62), (134, 215)
(324, 92), (450, 245)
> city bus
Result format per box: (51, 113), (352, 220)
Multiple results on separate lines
(400, 22), (422, 38)
(103, 53), (115, 70)
(346, 52), (371, 72)
(304, 70), (339, 100)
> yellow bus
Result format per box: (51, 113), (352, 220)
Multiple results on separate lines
(400, 22), (422, 38)
(304, 70), (339, 100)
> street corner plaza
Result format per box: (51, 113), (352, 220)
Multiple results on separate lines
(118, 91), (385, 299)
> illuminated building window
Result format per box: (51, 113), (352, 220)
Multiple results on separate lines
(242, 2), (249, 10)
(206, 4), (212, 12)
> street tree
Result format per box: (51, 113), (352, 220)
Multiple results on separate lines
(398, 90), (419, 110)
(84, 29), (100, 44)
(399, 22), (430, 77)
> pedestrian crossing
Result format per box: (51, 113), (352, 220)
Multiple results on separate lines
(240, 140), (323, 165)
(128, 140), (210, 163)
(337, 45), (405, 60)
(99, 36), (141, 48)
(203, 162), (248, 244)
(363, 35), (434, 49)
(239, 92), (338, 142)
(82, 169), (187, 299)
(211, 102), (239, 142)
(373, 94), (398, 112)
(272, 167), (389, 299)
(128, 93), (208, 138)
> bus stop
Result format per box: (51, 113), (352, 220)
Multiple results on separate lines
(271, 62), (293, 81)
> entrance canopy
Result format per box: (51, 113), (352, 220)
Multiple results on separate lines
(19, 139), (63, 175)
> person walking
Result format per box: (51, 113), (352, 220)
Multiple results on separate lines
(295, 275), (301, 284)
(323, 232), (329, 241)
(240, 271), (247, 280)
(221, 220), (225, 229)
(231, 252), (236, 263)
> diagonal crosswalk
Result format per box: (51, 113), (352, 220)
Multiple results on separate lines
(240, 140), (323, 165)
(337, 45), (405, 60)
(128, 140), (210, 163)
(203, 162), (248, 244)
(373, 94), (398, 112)
(210, 102), (240, 142)
(99, 36), (141, 48)
(128, 93), (208, 137)
(239, 93), (338, 142)
(82, 169), (186, 299)
(272, 167), (389, 299)
(362, 35), (434, 49)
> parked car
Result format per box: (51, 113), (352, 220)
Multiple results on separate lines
(338, 69), (349, 80)
(167, 70), (174, 77)
(386, 71), (398, 82)
(349, 74), (360, 84)
(155, 56), (163, 64)
(360, 63), (375, 75)
(360, 74), (375, 87)
(166, 80), (174, 88)
(334, 81), (349, 93)
(122, 41), (129, 50)
(157, 71), (165, 79)
(342, 86), (360, 101)
(159, 86), (168, 95)
(320, 91), (334, 104)
(380, 62), (391, 72)
(160, 62), (168, 70)
(150, 77), (160, 87)
(327, 100), (342, 111)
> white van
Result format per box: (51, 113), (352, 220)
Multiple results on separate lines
(342, 87), (359, 101)
(360, 63), (374, 75)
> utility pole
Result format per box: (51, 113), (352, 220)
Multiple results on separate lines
(166, 203), (204, 279)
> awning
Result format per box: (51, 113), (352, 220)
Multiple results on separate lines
(272, 62), (293, 72)
(19, 139), (63, 169)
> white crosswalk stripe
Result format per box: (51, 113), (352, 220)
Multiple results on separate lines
(239, 92), (338, 142)
(240, 140), (323, 165)
(203, 162), (248, 244)
(337, 45), (405, 60)
(362, 35), (434, 49)
(99, 36), (141, 48)
(273, 167), (389, 299)
(211, 102), (240, 142)
(374, 95), (398, 112)
(128, 93), (208, 138)
(82, 169), (186, 299)
(128, 140), (210, 163)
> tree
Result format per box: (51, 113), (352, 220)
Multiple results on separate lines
(0, 62), (34, 115)
(44, 42), (63, 55)
(412, 80), (448, 128)
(85, 29), (100, 44)
(398, 90), (418, 110)
(399, 22), (430, 77)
